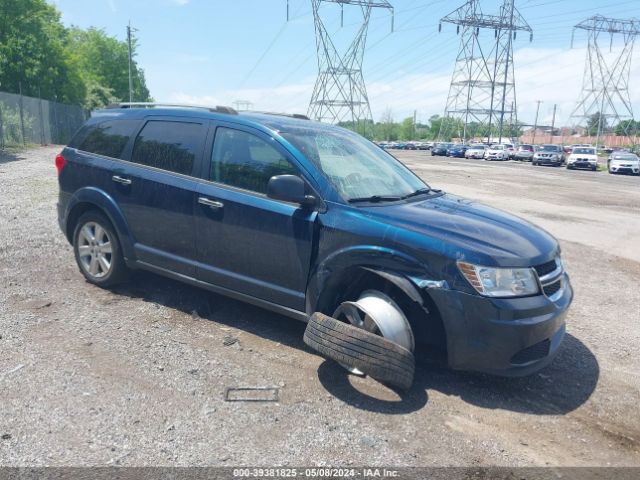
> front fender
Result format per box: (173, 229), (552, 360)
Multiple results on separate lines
(65, 187), (135, 261)
(305, 245), (432, 315)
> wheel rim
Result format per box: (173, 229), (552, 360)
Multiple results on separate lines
(77, 221), (113, 279)
(333, 290), (415, 376)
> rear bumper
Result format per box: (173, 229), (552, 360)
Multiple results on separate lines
(428, 275), (573, 376)
(57, 191), (71, 240)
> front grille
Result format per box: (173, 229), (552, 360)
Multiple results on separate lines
(543, 280), (562, 297)
(511, 339), (551, 365)
(534, 260), (557, 277)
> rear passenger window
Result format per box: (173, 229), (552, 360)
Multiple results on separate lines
(210, 128), (298, 194)
(77, 120), (139, 158)
(131, 121), (203, 175)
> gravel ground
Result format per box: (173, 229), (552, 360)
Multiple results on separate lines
(0, 146), (639, 467)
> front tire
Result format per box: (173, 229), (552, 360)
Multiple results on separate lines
(73, 211), (128, 287)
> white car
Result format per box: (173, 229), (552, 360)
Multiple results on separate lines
(567, 147), (598, 171)
(608, 153), (640, 175)
(465, 144), (486, 159)
(484, 144), (508, 161)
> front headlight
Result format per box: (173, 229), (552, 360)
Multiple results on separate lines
(458, 262), (539, 297)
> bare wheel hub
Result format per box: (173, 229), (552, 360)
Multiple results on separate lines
(333, 290), (415, 375)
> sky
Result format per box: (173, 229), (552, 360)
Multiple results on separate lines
(49, 0), (640, 127)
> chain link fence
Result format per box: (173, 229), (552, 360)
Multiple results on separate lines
(0, 90), (88, 149)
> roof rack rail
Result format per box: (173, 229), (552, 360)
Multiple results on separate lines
(248, 110), (311, 121)
(105, 102), (238, 115)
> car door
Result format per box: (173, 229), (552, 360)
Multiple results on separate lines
(112, 116), (208, 277)
(194, 124), (317, 311)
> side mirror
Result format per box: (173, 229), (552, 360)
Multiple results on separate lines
(267, 175), (316, 208)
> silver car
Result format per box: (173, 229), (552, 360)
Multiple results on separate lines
(608, 153), (640, 175)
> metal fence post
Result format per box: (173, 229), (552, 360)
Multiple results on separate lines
(38, 86), (46, 145)
(18, 81), (26, 147)
(52, 95), (59, 145)
(0, 103), (4, 150)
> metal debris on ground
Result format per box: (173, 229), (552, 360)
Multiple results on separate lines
(224, 387), (279, 402)
(223, 335), (239, 347)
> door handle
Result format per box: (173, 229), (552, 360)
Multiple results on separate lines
(112, 175), (132, 186)
(198, 197), (224, 209)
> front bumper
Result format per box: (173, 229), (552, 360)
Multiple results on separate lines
(568, 160), (597, 169)
(428, 274), (573, 376)
(535, 156), (562, 165)
(610, 164), (639, 174)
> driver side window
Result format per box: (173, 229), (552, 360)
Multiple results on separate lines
(210, 128), (299, 194)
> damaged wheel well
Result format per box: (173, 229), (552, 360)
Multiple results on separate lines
(314, 266), (447, 353)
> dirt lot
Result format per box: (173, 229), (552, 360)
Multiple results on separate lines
(1, 146), (639, 467)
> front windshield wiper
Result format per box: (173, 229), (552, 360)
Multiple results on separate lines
(348, 195), (403, 204)
(401, 187), (442, 199)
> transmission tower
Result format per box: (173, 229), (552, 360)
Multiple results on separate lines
(307, 0), (393, 135)
(570, 15), (640, 147)
(438, 0), (532, 143)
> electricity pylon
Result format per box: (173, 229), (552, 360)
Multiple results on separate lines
(307, 0), (393, 135)
(570, 15), (640, 147)
(438, 0), (532, 143)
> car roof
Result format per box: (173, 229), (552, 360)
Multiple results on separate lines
(91, 104), (329, 134)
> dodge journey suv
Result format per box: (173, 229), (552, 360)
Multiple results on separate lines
(57, 104), (572, 385)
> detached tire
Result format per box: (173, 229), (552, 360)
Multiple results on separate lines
(304, 312), (415, 390)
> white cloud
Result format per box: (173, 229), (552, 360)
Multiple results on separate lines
(163, 45), (640, 127)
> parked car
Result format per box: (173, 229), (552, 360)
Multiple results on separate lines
(533, 145), (564, 166)
(484, 144), (508, 161)
(465, 144), (486, 159)
(566, 146), (598, 171)
(56, 103), (572, 387)
(608, 153), (640, 175)
(503, 143), (516, 159)
(431, 142), (453, 156)
(514, 144), (535, 161)
(447, 144), (468, 158)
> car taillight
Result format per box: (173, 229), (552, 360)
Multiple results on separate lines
(55, 153), (66, 175)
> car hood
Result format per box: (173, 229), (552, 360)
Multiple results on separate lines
(359, 193), (558, 267)
(569, 154), (597, 160)
(611, 158), (639, 165)
(486, 149), (503, 154)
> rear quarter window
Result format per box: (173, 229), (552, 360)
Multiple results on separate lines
(131, 120), (204, 176)
(75, 120), (140, 159)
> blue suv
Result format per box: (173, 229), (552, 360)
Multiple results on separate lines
(57, 104), (572, 382)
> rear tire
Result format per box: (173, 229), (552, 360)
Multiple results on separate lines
(304, 313), (415, 390)
(73, 211), (128, 288)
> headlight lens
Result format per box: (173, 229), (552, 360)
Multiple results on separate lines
(458, 262), (539, 297)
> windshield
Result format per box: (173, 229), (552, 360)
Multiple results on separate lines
(491, 145), (505, 150)
(281, 127), (427, 201)
(519, 145), (533, 151)
(573, 148), (596, 155)
(539, 145), (560, 152)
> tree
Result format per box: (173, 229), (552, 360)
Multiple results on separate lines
(66, 27), (151, 108)
(0, 0), (85, 103)
(380, 108), (395, 141)
(586, 112), (607, 136)
(399, 117), (415, 141)
(0, 0), (152, 108)
(615, 119), (639, 137)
